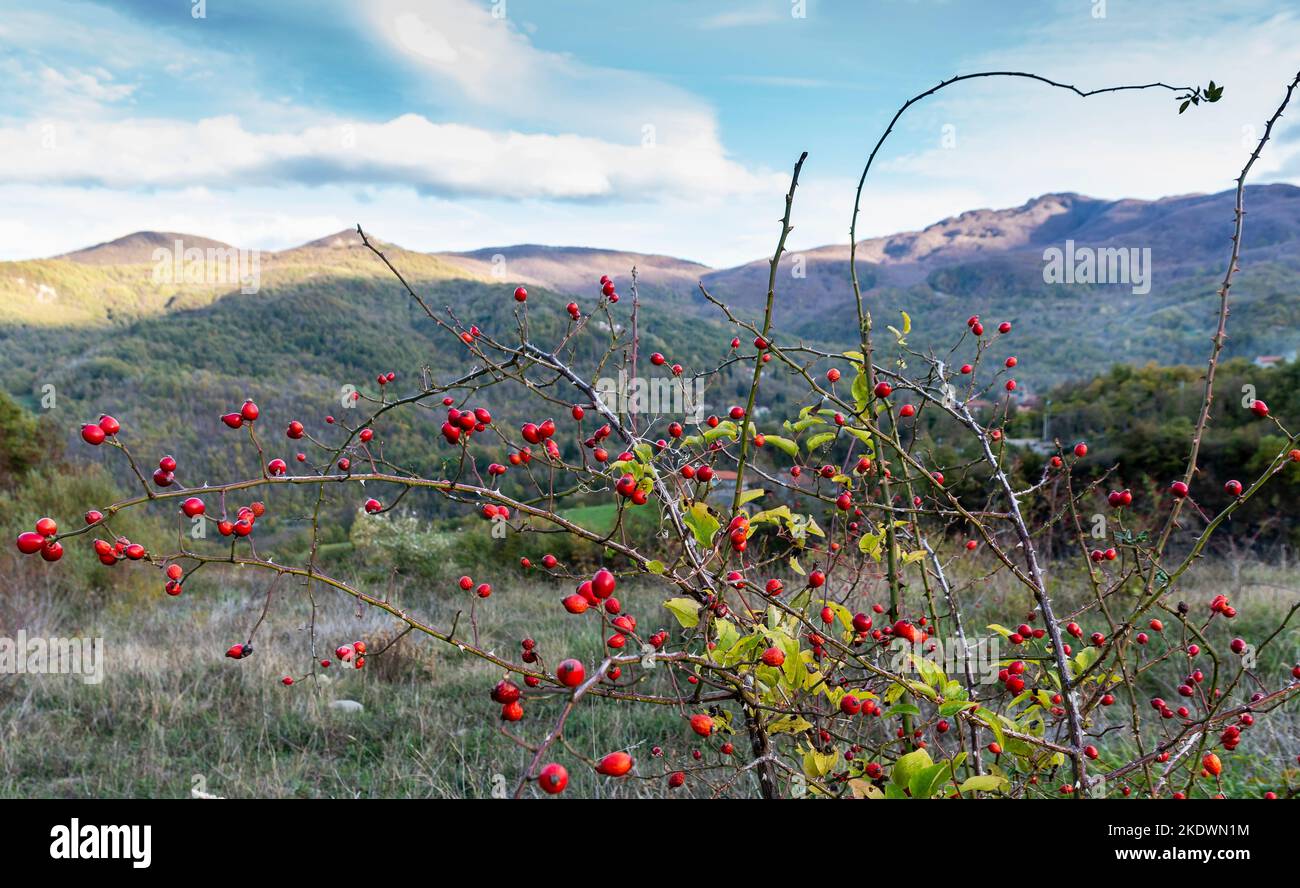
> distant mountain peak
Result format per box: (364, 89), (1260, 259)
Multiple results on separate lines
(58, 231), (237, 265)
(290, 229), (376, 251)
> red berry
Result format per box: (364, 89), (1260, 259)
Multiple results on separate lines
(16, 531), (45, 555)
(513, 286), (528, 302)
(557, 659), (585, 688)
(595, 752), (633, 777)
(592, 568), (616, 598)
(81, 424), (107, 445)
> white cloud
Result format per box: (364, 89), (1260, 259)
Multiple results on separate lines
(0, 113), (775, 202)
(698, 7), (787, 29)
(365, 0), (722, 144)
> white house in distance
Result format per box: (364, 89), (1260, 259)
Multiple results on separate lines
(1253, 352), (1294, 369)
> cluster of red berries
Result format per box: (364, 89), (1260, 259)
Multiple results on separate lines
(153, 454), (178, 487)
(492, 677), (524, 721)
(91, 536), (146, 567)
(580, 421), (613, 462)
(162, 562), (184, 595)
(725, 514), (749, 553)
(614, 472), (650, 505)
(215, 501), (265, 538)
(220, 399), (260, 429)
(80, 413), (121, 445)
(681, 463), (714, 482)
(480, 502), (511, 523)
(335, 640), (367, 669)
(15, 517), (62, 562)
(376, 370), (396, 385)
(441, 405), (492, 445)
(457, 574), (493, 598)
(518, 422), (560, 461)
(1209, 593), (1237, 619)
(837, 693), (881, 717)
(561, 567), (616, 614)
(964, 315), (1013, 338)
(1106, 488), (1134, 508)
(998, 659), (1028, 695)
(649, 352), (684, 376)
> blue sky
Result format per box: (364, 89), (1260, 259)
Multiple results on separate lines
(1, 0), (1298, 265)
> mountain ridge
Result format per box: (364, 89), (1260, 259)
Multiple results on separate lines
(42, 182), (1300, 291)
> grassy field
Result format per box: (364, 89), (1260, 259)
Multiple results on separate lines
(1, 556), (1296, 799)
(0, 571), (720, 799)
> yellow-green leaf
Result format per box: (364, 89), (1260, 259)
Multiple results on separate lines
(663, 597), (701, 628)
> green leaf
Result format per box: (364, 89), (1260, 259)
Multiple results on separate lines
(768, 714), (813, 736)
(682, 501), (720, 549)
(958, 774), (1009, 794)
(891, 748), (934, 791)
(911, 760), (953, 800)
(975, 708), (1006, 749)
(802, 747), (838, 778)
(663, 597), (701, 628)
(713, 618), (739, 651)
(938, 700), (977, 718)
(842, 427), (875, 458)
(738, 488), (765, 505)
(1073, 646), (1100, 675)
(805, 431), (837, 452)
(750, 505), (792, 526)
(644, 559), (666, 575)
(858, 528), (884, 561)
(763, 434), (799, 458)
(851, 365), (872, 413)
